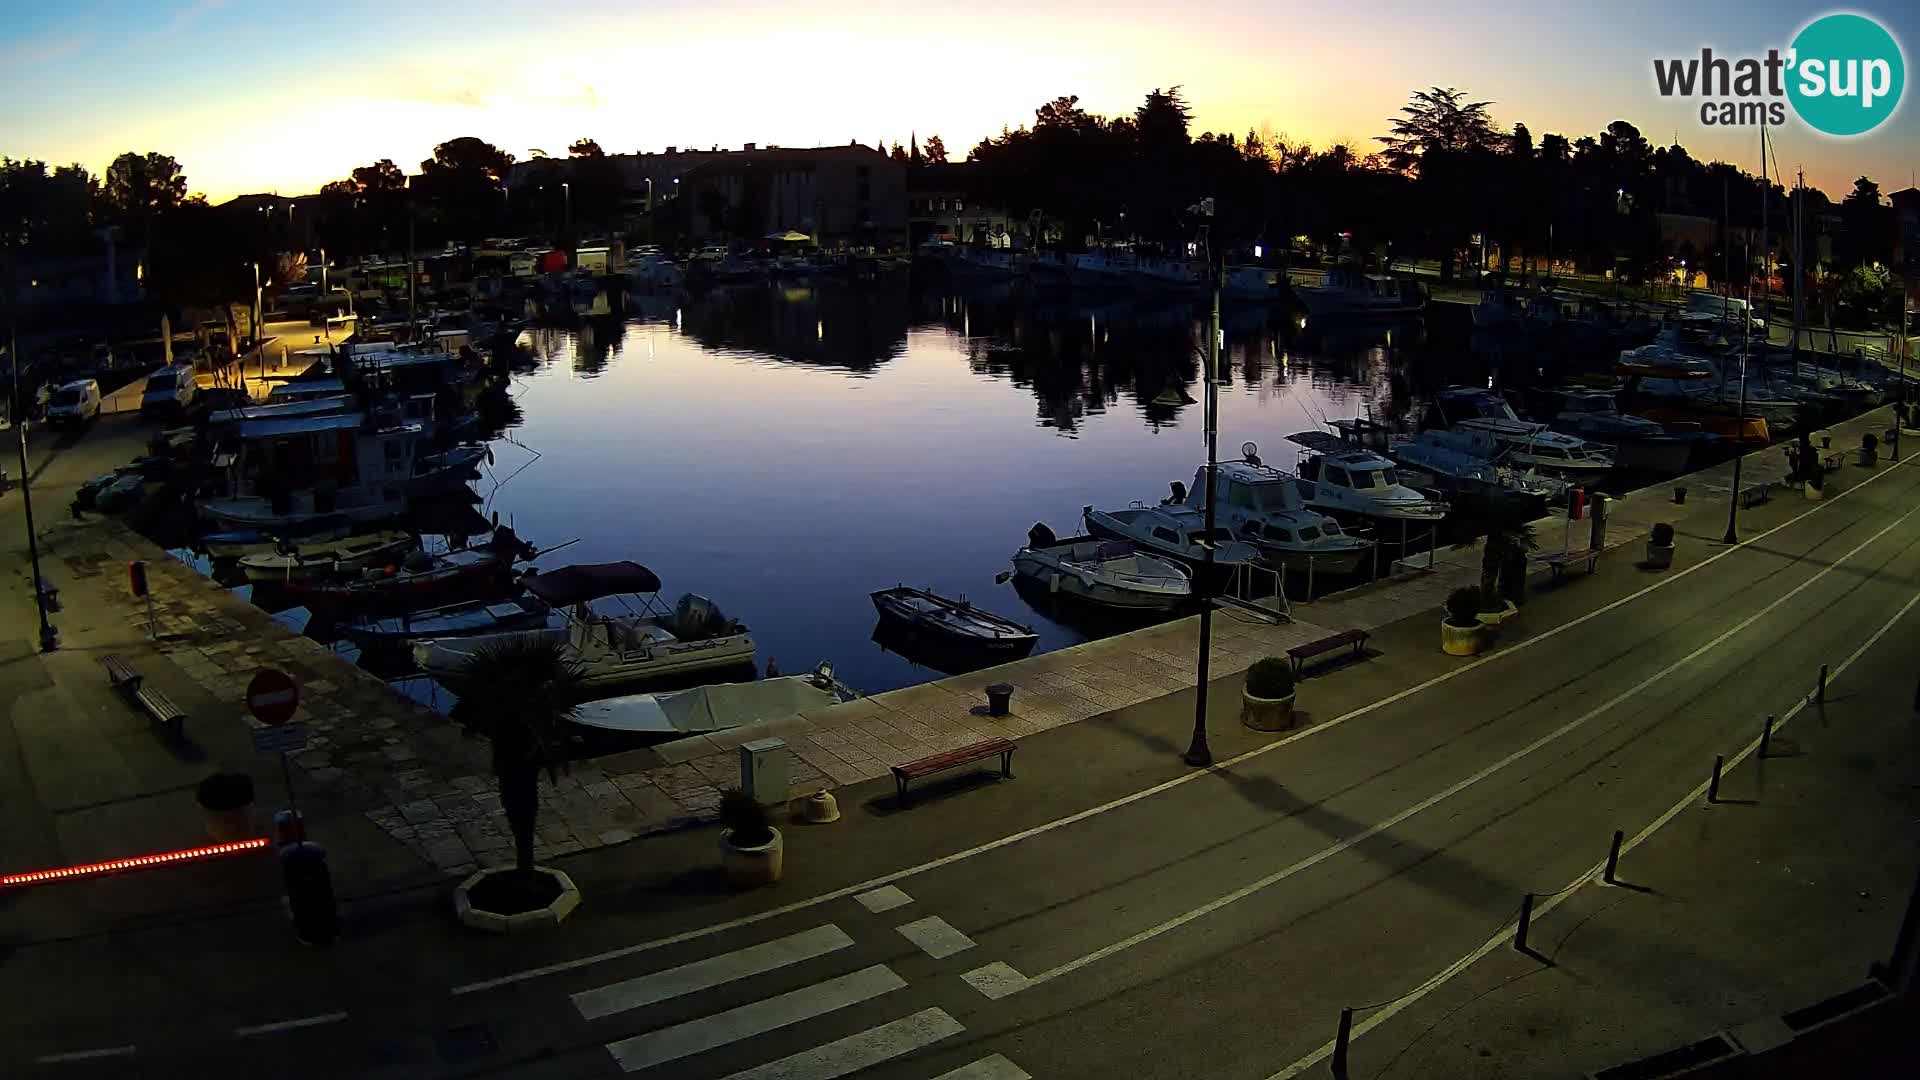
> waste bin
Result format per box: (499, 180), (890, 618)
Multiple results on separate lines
(280, 841), (337, 947)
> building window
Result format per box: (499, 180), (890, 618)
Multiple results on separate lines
(955, 199), (964, 212)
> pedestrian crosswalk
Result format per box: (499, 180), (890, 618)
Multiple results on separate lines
(556, 901), (1029, 1079)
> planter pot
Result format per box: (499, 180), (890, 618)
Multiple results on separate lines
(203, 805), (255, 842)
(1475, 599), (1519, 627)
(1859, 449), (1877, 467)
(1440, 619), (1486, 657)
(1672, 486), (1687, 505)
(1241, 689), (1297, 732)
(1805, 482), (1826, 501)
(721, 827), (784, 887)
(453, 866), (581, 934)
(1644, 541), (1674, 570)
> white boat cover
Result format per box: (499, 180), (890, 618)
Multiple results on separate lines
(572, 675), (841, 735)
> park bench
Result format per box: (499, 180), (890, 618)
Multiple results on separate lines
(892, 737), (1015, 803)
(1286, 629), (1371, 676)
(1823, 451), (1844, 473)
(1740, 482), (1773, 509)
(101, 653), (186, 738)
(1534, 547), (1600, 581)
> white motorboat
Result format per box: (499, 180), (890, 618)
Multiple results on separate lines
(1164, 459), (1372, 574)
(1386, 430), (1566, 510)
(1288, 431), (1450, 524)
(1007, 524), (1191, 611)
(1428, 388), (1614, 476)
(412, 561), (755, 695)
(1082, 503), (1265, 570)
(235, 530), (416, 583)
(571, 662), (857, 736)
(1527, 387), (1701, 474)
(1291, 268), (1424, 318)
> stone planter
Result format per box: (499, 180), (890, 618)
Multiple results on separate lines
(721, 827), (784, 887)
(1241, 689), (1297, 731)
(1440, 619), (1485, 657)
(1475, 599), (1519, 627)
(1644, 541), (1674, 570)
(1805, 482), (1826, 501)
(454, 866), (581, 934)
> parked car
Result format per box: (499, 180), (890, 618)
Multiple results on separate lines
(140, 364), (200, 419)
(45, 379), (102, 428)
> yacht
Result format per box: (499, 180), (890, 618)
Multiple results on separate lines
(1427, 388), (1614, 477)
(1291, 268), (1424, 318)
(1288, 431), (1449, 525)
(1164, 459), (1372, 574)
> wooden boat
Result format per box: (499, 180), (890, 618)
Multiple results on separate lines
(235, 531), (416, 583)
(338, 595), (551, 650)
(1007, 523), (1191, 611)
(569, 663), (856, 736)
(201, 516), (355, 560)
(281, 535), (525, 614)
(870, 586), (1038, 660)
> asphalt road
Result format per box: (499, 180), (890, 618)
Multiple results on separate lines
(9, 450), (1920, 1079)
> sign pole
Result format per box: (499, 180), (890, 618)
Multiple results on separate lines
(279, 751), (303, 843)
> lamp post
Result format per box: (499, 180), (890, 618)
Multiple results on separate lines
(562, 182), (572, 238)
(6, 260), (58, 652)
(1723, 124), (1768, 546)
(1186, 237), (1222, 768)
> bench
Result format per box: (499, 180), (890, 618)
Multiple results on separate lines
(100, 653), (185, 738)
(892, 738), (1015, 802)
(1286, 629), (1371, 676)
(1739, 482), (1773, 509)
(1535, 547), (1600, 581)
(1824, 451), (1844, 473)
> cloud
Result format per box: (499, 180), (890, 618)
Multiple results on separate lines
(166, 0), (231, 35)
(0, 31), (91, 69)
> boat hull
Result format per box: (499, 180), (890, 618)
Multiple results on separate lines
(1010, 552), (1188, 611)
(416, 628), (757, 696)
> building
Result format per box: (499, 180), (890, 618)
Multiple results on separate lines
(678, 144), (907, 250)
(2, 227), (144, 312)
(907, 162), (1061, 249)
(219, 193), (318, 251)
(1892, 188), (1920, 274)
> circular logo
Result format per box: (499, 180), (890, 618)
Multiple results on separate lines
(1787, 13), (1905, 136)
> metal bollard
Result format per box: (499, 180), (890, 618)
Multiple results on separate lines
(1708, 754), (1724, 803)
(1330, 1006), (1353, 1080)
(1514, 892), (1535, 952)
(1759, 714), (1775, 759)
(1815, 664), (1829, 704)
(1603, 829), (1624, 885)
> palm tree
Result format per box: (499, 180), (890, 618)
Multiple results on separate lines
(459, 636), (583, 879)
(1450, 502), (1539, 606)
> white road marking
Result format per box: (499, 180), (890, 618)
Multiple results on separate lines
(854, 885), (914, 913)
(718, 1008), (964, 1080)
(1002, 501), (1920, 994)
(896, 915), (976, 959)
(604, 964), (905, 1073)
(1266, 583), (1920, 1079)
(233, 1011), (348, 1037)
(960, 962), (1032, 1000)
(574, 924), (854, 1021)
(33, 1046), (136, 1064)
(450, 456), (1915, 997)
(935, 1053), (1034, 1080)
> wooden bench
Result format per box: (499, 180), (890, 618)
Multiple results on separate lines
(892, 738), (1015, 802)
(101, 653), (185, 738)
(1286, 629), (1371, 676)
(1824, 451), (1844, 473)
(1535, 547), (1600, 581)
(1740, 482), (1773, 509)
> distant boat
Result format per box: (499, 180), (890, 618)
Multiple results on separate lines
(570, 663), (857, 736)
(202, 516), (354, 560)
(1007, 523), (1191, 611)
(1291, 268), (1424, 318)
(1427, 388), (1615, 476)
(870, 586), (1038, 661)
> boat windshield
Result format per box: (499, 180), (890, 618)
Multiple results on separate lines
(1298, 526), (1321, 541)
(1349, 467), (1398, 490)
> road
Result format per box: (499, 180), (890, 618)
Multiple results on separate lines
(8, 447), (1920, 1078)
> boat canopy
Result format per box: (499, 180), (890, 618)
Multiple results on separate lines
(523, 561), (663, 605)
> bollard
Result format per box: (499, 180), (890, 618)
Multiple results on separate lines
(1329, 1006), (1353, 1080)
(1603, 829), (1624, 885)
(1815, 664), (1829, 705)
(1913, 676), (1920, 716)
(1514, 892), (1535, 952)
(1759, 714), (1775, 759)
(1707, 754), (1724, 803)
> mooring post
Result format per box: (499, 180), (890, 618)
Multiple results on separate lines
(1815, 663), (1829, 704)
(1514, 892), (1535, 952)
(1329, 1006), (1354, 1080)
(1759, 714), (1775, 759)
(1603, 829), (1624, 885)
(1707, 754), (1724, 803)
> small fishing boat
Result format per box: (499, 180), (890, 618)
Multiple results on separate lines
(1386, 431), (1566, 512)
(1082, 503), (1266, 572)
(1427, 388), (1615, 477)
(1288, 431), (1450, 525)
(201, 516), (354, 560)
(235, 530), (417, 583)
(338, 594), (552, 650)
(281, 529), (531, 614)
(570, 663), (856, 737)
(1006, 524), (1191, 611)
(1291, 268), (1424, 318)
(410, 446), (489, 497)
(870, 586), (1038, 660)
(1164, 458), (1373, 574)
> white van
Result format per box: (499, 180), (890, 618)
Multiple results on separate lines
(140, 364), (200, 418)
(46, 379), (102, 428)
(1685, 291), (1767, 334)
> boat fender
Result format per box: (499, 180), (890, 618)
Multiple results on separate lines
(1049, 572), (1060, 593)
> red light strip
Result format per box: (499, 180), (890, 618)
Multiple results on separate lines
(1, 838), (270, 888)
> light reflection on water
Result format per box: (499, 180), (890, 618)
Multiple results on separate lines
(476, 281), (1474, 695)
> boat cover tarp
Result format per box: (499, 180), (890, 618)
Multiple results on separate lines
(573, 676), (840, 735)
(523, 561), (662, 605)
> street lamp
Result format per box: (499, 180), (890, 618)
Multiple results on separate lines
(562, 182), (572, 235)
(5, 261), (58, 652)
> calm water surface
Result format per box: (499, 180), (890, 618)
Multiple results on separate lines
(475, 281), (1483, 696)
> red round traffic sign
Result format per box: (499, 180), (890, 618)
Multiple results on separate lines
(246, 669), (300, 726)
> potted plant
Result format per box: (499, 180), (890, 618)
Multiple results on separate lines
(1241, 657), (1298, 731)
(1805, 467), (1826, 501)
(451, 636), (585, 933)
(1441, 586), (1488, 656)
(1450, 505), (1534, 625)
(719, 788), (783, 887)
(197, 772), (255, 841)
(1860, 431), (1878, 466)
(1645, 522), (1675, 570)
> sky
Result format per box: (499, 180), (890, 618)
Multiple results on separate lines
(0, 1), (1914, 203)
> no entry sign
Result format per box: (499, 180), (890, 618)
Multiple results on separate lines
(246, 669), (300, 726)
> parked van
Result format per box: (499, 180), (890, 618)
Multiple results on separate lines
(46, 379), (102, 428)
(140, 364), (200, 418)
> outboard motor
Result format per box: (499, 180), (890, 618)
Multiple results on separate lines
(1167, 481), (1188, 505)
(1027, 522), (1057, 549)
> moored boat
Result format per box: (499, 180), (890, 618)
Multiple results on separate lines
(339, 594), (552, 650)
(870, 586), (1038, 660)
(1007, 524), (1191, 611)
(570, 663), (856, 736)
(235, 530), (416, 583)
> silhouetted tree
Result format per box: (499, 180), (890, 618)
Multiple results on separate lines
(922, 134), (947, 165)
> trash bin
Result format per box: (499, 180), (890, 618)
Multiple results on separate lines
(280, 841), (337, 947)
(1673, 486), (1687, 505)
(986, 683), (1014, 717)
(272, 808), (306, 847)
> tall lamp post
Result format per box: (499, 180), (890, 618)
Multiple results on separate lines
(1186, 219), (1222, 768)
(6, 260), (59, 652)
(1723, 124), (1769, 546)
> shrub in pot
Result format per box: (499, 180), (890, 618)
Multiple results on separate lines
(1645, 522), (1675, 570)
(719, 788), (783, 887)
(1805, 468), (1825, 501)
(1241, 656), (1298, 731)
(1440, 587), (1487, 656)
(197, 772), (256, 841)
